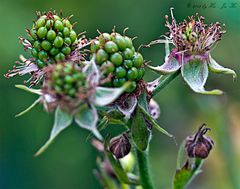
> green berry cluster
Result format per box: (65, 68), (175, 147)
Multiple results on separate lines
(28, 12), (78, 68)
(48, 63), (86, 98)
(90, 32), (145, 93)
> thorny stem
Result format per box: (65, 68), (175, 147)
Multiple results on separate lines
(136, 148), (155, 189)
(152, 70), (180, 97)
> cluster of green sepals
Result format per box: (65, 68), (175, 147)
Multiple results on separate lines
(29, 12), (77, 68)
(91, 31), (145, 92)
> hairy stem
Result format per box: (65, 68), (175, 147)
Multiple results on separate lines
(152, 70), (180, 96)
(136, 148), (155, 189)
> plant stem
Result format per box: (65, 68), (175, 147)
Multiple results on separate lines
(152, 70), (180, 97)
(136, 148), (155, 189)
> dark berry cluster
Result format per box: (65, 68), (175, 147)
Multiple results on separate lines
(45, 63), (86, 98)
(90, 32), (145, 92)
(28, 11), (78, 68)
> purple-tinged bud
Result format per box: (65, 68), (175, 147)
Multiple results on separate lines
(149, 99), (160, 119)
(185, 123), (214, 159)
(109, 133), (131, 159)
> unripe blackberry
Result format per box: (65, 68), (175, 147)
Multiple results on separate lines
(43, 62), (86, 99)
(90, 31), (145, 93)
(26, 11), (79, 68)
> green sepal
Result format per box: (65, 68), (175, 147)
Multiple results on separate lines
(148, 57), (180, 75)
(182, 60), (223, 95)
(15, 84), (42, 95)
(83, 56), (100, 86)
(15, 97), (41, 117)
(93, 82), (131, 106)
(86, 116), (109, 141)
(208, 54), (237, 79)
(35, 106), (73, 156)
(75, 103), (102, 140)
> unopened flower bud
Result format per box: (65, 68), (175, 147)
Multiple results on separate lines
(109, 133), (131, 159)
(185, 123), (214, 159)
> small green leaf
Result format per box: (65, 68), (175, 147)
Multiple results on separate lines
(174, 140), (204, 189)
(174, 158), (203, 189)
(75, 103), (102, 140)
(174, 163), (192, 189)
(131, 105), (151, 151)
(93, 82), (131, 106)
(208, 54), (237, 79)
(15, 97), (41, 117)
(15, 85), (42, 95)
(181, 60), (223, 95)
(138, 92), (149, 111)
(138, 104), (173, 138)
(35, 107), (73, 156)
(176, 140), (187, 170)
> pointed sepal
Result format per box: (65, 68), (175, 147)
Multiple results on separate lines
(75, 103), (102, 140)
(208, 54), (237, 79)
(35, 107), (73, 156)
(93, 82), (131, 106)
(148, 56), (181, 74)
(15, 97), (41, 117)
(15, 84), (42, 95)
(181, 60), (223, 95)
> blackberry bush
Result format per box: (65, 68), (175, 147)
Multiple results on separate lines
(90, 30), (145, 92)
(5, 8), (237, 189)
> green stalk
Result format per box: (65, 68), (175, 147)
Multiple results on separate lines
(136, 148), (155, 189)
(152, 70), (180, 97)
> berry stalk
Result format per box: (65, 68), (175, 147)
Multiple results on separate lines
(152, 70), (180, 97)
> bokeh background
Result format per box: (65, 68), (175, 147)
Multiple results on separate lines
(0, 0), (240, 188)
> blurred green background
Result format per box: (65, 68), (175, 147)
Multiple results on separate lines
(0, 0), (240, 188)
